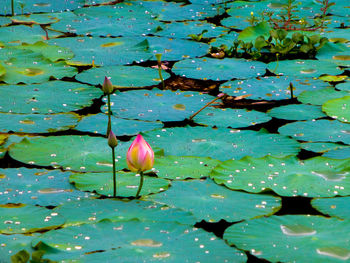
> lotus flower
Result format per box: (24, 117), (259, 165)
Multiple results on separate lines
(102, 76), (113, 94)
(127, 134), (154, 172)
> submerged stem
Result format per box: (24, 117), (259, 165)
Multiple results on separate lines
(135, 171), (144, 199)
(112, 147), (116, 198)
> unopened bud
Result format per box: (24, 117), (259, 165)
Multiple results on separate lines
(108, 130), (118, 148)
(102, 76), (113, 95)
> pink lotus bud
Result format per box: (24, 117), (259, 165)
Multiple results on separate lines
(126, 134), (154, 172)
(102, 76), (113, 94)
(108, 130), (118, 148)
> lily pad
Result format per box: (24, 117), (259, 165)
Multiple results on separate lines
(323, 147), (350, 159)
(53, 199), (196, 227)
(224, 215), (350, 262)
(102, 89), (215, 122)
(173, 58), (266, 81)
(76, 65), (170, 88)
(220, 76), (329, 100)
(0, 113), (78, 133)
(75, 114), (163, 136)
(0, 25), (49, 45)
(143, 126), (300, 161)
(0, 81), (102, 114)
(301, 142), (348, 153)
(336, 82), (350, 91)
(211, 156), (350, 197)
(323, 96), (350, 123)
(33, 220), (246, 262)
(0, 168), (95, 206)
(11, 13), (61, 25)
(278, 119), (350, 144)
(69, 171), (170, 197)
(0, 204), (65, 234)
(193, 107), (272, 128)
(267, 59), (342, 78)
(0, 48), (77, 84)
(298, 87), (349, 105)
(152, 156), (221, 180)
(145, 179), (281, 222)
(267, 104), (326, 120)
(0, 234), (38, 262)
(9, 135), (128, 172)
(312, 196), (350, 220)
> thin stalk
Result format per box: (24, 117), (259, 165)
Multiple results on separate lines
(189, 95), (225, 121)
(289, 82), (294, 100)
(11, 0), (14, 16)
(157, 61), (165, 89)
(273, 53), (279, 74)
(112, 147), (116, 197)
(135, 171), (144, 199)
(106, 94), (111, 137)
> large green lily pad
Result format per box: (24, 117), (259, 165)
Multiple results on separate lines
(75, 114), (163, 136)
(219, 76), (329, 100)
(224, 215), (350, 262)
(267, 104), (326, 120)
(0, 48), (77, 84)
(69, 171), (170, 197)
(312, 196), (350, 220)
(0, 168), (96, 206)
(0, 81), (102, 114)
(102, 89), (215, 122)
(323, 96), (350, 123)
(301, 142), (348, 153)
(0, 234), (38, 262)
(278, 119), (350, 144)
(298, 87), (349, 105)
(53, 199), (196, 227)
(9, 135), (128, 172)
(0, 25), (49, 45)
(323, 147), (350, 159)
(267, 59), (342, 78)
(32, 220), (246, 262)
(211, 156), (350, 197)
(173, 58), (266, 81)
(0, 113), (78, 133)
(143, 126), (300, 161)
(76, 65), (170, 87)
(153, 156), (221, 180)
(0, 204), (65, 234)
(193, 107), (272, 128)
(51, 4), (163, 37)
(145, 179), (281, 222)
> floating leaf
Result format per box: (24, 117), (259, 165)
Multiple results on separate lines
(153, 156), (220, 180)
(0, 168), (95, 206)
(0, 81), (102, 114)
(69, 171), (170, 197)
(0, 204), (65, 234)
(75, 114), (163, 136)
(76, 65), (170, 88)
(33, 220), (246, 262)
(143, 126), (300, 161)
(278, 119), (350, 144)
(0, 234), (38, 262)
(193, 107), (271, 128)
(220, 76), (329, 100)
(145, 179), (281, 222)
(323, 96), (350, 123)
(267, 104), (326, 120)
(173, 58), (266, 81)
(298, 87), (349, 105)
(211, 156), (350, 197)
(224, 215), (350, 262)
(312, 196), (350, 220)
(53, 199), (196, 227)
(102, 89), (214, 122)
(0, 113), (78, 133)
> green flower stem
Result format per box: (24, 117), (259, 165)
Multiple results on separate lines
(157, 61), (165, 89)
(11, 0), (14, 16)
(106, 93), (111, 137)
(289, 82), (294, 100)
(112, 147), (117, 198)
(135, 171), (144, 199)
